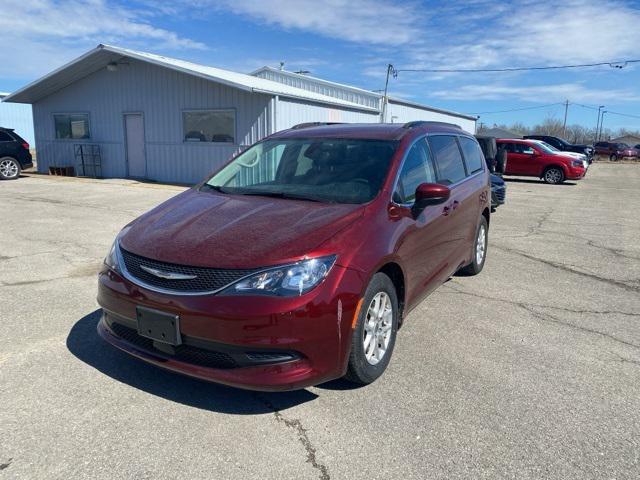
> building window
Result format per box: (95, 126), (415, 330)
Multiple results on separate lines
(54, 114), (90, 139)
(183, 110), (235, 143)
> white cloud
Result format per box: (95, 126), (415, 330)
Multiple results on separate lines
(429, 83), (640, 103)
(0, 0), (205, 79)
(408, 0), (640, 70)
(210, 0), (421, 45)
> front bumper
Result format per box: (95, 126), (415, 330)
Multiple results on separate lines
(96, 264), (364, 391)
(566, 166), (586, 180)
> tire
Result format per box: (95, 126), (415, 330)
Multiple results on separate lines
(459, 215), (488, 276)
(543, 167), (564, 184)
(345, 273), (399, 385)
(0, 157), (21, 180)
(610, 154), (618, 161)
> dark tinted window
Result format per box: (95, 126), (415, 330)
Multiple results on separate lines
(393, 139), (436, 203)
(545, 137), (561, 148)
(458, 137), (485, 174)
(54, 114), (90, 139)
(499, 142), (515, 152)
(0, 131), (13, 142)
(429, 135), (467, 185)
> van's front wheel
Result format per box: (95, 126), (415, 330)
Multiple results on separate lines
(345, 273), (399, 385)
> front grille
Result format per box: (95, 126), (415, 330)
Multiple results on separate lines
(120, 247), (259, 293)
(109, 322), (238, 369)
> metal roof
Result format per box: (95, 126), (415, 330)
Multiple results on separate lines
(251, 66), (383, 99)
(387, 97), (478, 121)
(2, 45), (378, 112)
(251, 66), (477, 122)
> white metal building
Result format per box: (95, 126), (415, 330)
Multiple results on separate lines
(252, 66), (478, 131)
(3, 44), (476, 184)
(0, 92), (35, 147)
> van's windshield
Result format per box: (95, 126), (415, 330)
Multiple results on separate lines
(203, 138), (398, 204)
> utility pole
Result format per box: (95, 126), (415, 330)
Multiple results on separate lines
(562, 99), (569, 138)
(381, 64), (395, 123)
(598, 111), (608, 141)
(595, 105), (605, 142)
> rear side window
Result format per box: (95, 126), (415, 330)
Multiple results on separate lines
(429, 135), (467, 185)
(0, 131), (13, 142)
(393, 139), (436, 203)
(458, 137), (485, 174)
(499, 142), (515, 152)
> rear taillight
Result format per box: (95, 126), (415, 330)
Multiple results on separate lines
(21, 142), (29, 150)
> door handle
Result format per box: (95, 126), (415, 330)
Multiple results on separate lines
(451, 200), (460, 210)
(442, 205), (450, 216)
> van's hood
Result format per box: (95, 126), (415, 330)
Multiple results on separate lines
(119, 189), (364, 269)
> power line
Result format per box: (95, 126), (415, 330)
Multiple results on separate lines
(392, 59), (640, 74)
(603, 110), (640, 120)
(472, 103), (564, 115)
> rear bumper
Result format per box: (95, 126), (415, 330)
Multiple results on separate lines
(18, 150), (33, 169)
(96, 264), (364, 391)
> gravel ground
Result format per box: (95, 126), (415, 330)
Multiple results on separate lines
(0, 164), (639, 479)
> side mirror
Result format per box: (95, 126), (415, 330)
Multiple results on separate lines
(413, 183), (450, 212)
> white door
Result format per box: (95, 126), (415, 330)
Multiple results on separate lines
(124, 114), (146, 178)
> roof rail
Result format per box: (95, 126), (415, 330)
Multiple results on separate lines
(402, 120), (461, 130)
(290, 122), (346, 130)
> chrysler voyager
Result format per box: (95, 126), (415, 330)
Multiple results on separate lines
(97, 121), (491, 391)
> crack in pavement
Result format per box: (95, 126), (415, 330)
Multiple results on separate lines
(0, 458), (12, 470)
(0, 268), (99, 288)
(493, 244), (640, 294)
(255, 394), (330, 480)
(442, 283), (640, 351)
(1, 193), (147, 216)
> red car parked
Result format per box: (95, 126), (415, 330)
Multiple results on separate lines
(497, 138), (586, 184)
(593, 142), (639, 160)
(98, 122), (491, 391)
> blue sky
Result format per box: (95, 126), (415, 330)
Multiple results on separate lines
(2, 0), (640, 130)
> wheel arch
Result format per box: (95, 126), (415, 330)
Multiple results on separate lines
(376, 262), (406, 327)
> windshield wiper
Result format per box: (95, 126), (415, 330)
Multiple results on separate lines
(237, 191), (328, 203)
(200, 184), (228, 194)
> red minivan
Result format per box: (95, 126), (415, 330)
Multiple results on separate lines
(497, 138), (586, 184)
(98, 122), (491, 391)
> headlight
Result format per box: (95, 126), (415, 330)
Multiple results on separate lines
(104, 227), (130, 272)
(572, 160), (583, 167)
(222, 255), (337, 296)
(104, 239), (120, 272)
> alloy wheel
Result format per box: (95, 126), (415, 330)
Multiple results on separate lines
(545, 169), (562, 184)
(363, 292), (393, 365)
(0, 159), (19, 179)
(476, 224), (487, 265)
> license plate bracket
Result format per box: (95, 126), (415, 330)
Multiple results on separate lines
(136, 306), (181, 346)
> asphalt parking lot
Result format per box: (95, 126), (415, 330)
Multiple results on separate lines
(1, 164), (639, 479)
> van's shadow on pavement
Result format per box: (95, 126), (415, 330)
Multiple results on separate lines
(67, 310), (318, 414)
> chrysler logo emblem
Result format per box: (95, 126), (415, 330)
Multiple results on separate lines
(140, 265), (197, 280)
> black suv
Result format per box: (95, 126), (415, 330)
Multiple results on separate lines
(524, 135), (593, 160)
(0, 128), (33, 180)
